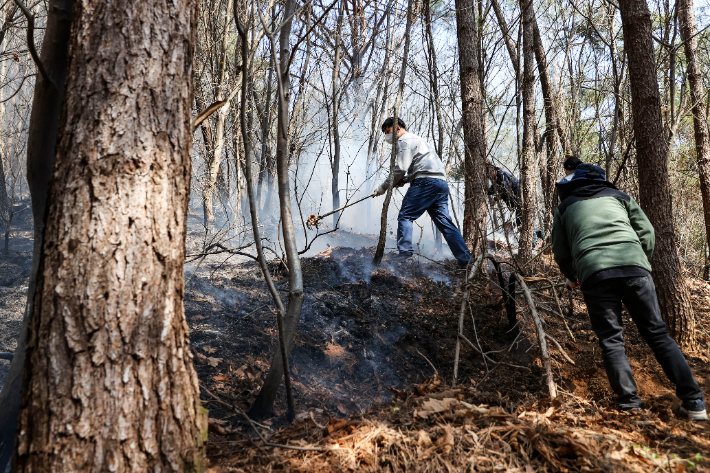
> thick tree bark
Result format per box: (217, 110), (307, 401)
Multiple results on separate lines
(678, 0), (710, 279)
(455, 0), (487, 255)
(12, 0), (207, 469)
(249, 0), (305, 419)
(618, 0), (696, 349)
(0, 0), (73, 469)
(518, 0), (537, 264)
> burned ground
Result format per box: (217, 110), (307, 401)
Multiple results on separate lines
(0, 202), (33, 385)
(1, 209), (709, 471)
(194, 248), (710, 472)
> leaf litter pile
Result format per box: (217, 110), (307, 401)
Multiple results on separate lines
(186, 247), (710, 472)
(207, 375), (709, 472)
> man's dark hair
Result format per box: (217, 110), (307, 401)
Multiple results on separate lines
(381, 117), (407, 133)
(563, 155), (582, 171)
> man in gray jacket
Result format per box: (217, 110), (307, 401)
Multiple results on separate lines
(374, 117), (472, 267)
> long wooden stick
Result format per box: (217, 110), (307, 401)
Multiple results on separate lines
(515, 273), (557, 399)
(314, 194), (373, 221)
(452, 253), (484, 387)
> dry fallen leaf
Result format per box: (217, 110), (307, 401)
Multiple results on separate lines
(436, 425), (455, 454)
(207, 357), (223, 367)
(417, 430), (433, 447)
(212, 375), (229, 382)
(203, 345), (218, 354)
(415, 398), (459, 418)
(337, 404), (348, 415)
(326, 418), (352, 435)
(193, 351), (208, 365)
(208, 418), (234, 436)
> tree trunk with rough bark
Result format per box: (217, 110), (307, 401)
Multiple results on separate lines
(0, 0), (73, 469)
(618, 0), (696, 350)
(518, 0), (537, 264)
(455, 0), (487, 255)
(12, 0), (207, 469)
(678, 0), (710, 281)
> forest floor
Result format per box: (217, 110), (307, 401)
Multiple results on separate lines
(196, 245), (710, 472)
(1, 208), (709, 471)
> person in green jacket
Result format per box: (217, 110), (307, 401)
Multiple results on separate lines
(552, 163), (706, 421)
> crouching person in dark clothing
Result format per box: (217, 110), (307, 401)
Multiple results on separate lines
(551, 163), (707, 421)
(487, 164), (521, 228)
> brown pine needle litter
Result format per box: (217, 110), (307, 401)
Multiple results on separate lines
(206, 376), (709, 472)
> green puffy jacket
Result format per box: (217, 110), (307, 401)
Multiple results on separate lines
(551, 183), (654, 287)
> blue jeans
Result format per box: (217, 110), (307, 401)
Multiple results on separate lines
(397, 178), (472, 264)
(582, 274), (705, 411)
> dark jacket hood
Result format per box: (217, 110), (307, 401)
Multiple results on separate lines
(556, 163), (616, 202)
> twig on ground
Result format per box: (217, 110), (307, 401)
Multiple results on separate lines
(516, 274), (557, 399)
(201, 383), (331, 451)
(457, 333), (530, 371)
(545, 333), (575, 365)
(540, 277), (576, 342)
(417, 349), (439, 377)
(452, 253), (484, 386)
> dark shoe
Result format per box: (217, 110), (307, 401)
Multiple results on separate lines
(391, 252), (413, 262)
(457, 259), (472, 269)
(615, 402), (643, 412)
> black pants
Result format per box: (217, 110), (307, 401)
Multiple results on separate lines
(582, 274), (705, 411)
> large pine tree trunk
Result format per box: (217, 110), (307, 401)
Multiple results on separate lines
(518, 0), (537, 264)
(12, 0), (207, 469)
(455, 0), (487, 254)
(0, 0), (73, 469)
(678, 0), (710, 281)
(618, 0), (696, 349)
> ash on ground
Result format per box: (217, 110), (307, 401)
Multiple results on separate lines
(186, 246), (530, 422)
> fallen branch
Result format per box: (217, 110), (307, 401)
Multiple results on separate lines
(540, 277), (576, 342)
(200, 384), (331, 452)
(457, 333), (530, 371)
(545, 333), (575, 365)
(515, 274), (557, 399)
(452, 253), (484, 386)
